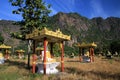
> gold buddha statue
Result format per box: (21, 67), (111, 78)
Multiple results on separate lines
(0, 53), (3, 58)
(42, 51), (56, 62)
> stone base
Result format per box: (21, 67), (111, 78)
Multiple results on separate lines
(37, 62), (60, 74)
(82, 56), (90, 62)
(0, 58), (4, 64)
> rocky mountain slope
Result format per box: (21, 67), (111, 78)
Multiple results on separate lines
(0, 20), (21, 47)
(47, 12), (120, 48)
(0, 12), (120, 54)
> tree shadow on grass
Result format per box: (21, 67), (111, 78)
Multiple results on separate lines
(66, 60), (90, 63)
(5, 60), (30, 69)
(5, 60), (39, 73)
(66, 67), (120, 80)
(66, 60), (80, 62)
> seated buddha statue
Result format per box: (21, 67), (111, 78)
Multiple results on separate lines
(0, 52), (3, 58)
(41, 51), (56, 62)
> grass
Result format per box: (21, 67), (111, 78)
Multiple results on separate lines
(0, 56), (120, 80)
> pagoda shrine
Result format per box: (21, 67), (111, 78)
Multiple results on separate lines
(26, 27), (70, 74)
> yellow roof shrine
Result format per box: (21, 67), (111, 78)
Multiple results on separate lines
(26, 27), (71, 42)
(77, 42), (97, 48)
(16, 49), (25, 53)
(0, 44), (11, 49)
(36, 47), (44, 51)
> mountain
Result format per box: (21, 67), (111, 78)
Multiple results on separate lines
(0, 20), (25, 50)
(0, 12), (120, 54)
(47, 12), (120, 54)
(48, 12), (120, 52)
(47, 12), (91, 46)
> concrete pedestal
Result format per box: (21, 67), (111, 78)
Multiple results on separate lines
(0, 57), (4, 64)
(82, 56), (90, 62)
(37, 62), (60, 74)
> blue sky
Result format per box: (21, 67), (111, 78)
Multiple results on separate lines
(0, 0), (120, 21)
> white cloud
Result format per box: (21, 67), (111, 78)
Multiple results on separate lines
(53, 0), (76, 13)
(45, 0), (76, 15)
(49, 7), (58, 16)
(64, 0), (75, 12)
(90, 0), (108, 18)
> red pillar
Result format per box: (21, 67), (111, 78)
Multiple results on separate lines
(91, 48), (94, 62)
(5, 50), (9, 60)
(32, 40), (36, 74)
(18, 52), (21, 59)
(43, 37), (47, 75)
(79, 48), (82, 62)
(90, 47), (94, 62)
(61, 41), (64, 72)
(90, 48), (92, 62)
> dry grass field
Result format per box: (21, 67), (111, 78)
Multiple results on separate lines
(0, 56), (120, 80)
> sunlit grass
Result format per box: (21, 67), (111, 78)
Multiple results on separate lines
(0, 56), (120, 80)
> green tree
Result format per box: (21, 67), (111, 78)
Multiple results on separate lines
(0, 33), (4, 44)
(9, 0), (51, 39)
(9, 0), (51, 69)
(110, 40), (120, 54)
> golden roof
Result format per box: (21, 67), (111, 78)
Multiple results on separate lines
(0, 44), (11, 49)
(16, 49), (25, 53)
(36, 47), (44, 51)
(6, 50), (11, 54)
(26, 27), (71, 42)
(77, 42), (97, 48)
(8, 51), (11, 54)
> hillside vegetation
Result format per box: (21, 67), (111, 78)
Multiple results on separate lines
(0, 12), (120, 55)
(0, 57), (120, 80)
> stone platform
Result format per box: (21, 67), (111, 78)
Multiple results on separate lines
(37, 62), (60, 74)
(0, 58), (4, 64)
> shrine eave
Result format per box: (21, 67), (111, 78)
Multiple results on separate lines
(77, 42), (97, 48)
(26, 27), (71, 42)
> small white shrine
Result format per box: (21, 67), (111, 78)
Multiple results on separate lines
(0, 52), (4, 64)
(77, 42), (97, 62)
(37, 50), (60, 74)
(0, 44), (11, 63)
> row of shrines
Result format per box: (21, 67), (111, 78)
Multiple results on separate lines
(25, 27), (97, 74)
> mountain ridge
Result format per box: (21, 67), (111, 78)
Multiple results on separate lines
(0, 12), (120, 54)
